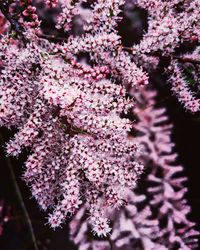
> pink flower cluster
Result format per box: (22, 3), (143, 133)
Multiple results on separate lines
(0, 0), (149, 235)
(70, 87), (199, 250)
(132, 0), (200, 112)
(169, 61), (200, 112)
(0, 39), (144, 235)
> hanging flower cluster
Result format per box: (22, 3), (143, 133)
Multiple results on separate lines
(132, 0), (200, 113)
(70, 87), (199, 250)
(0, 0), (147, 236)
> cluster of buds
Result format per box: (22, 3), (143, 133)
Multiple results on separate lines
(44, 0), (58, 8)
(21, 4), (41, 29)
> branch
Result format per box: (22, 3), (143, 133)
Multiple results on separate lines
(37, 33), (68, 42)
(0, 134), (38, 250)
(173, 55), (200, 65)
(108, 237), (114, 250)
(0, 1), (27, 44)
(120, 46), (200, 65)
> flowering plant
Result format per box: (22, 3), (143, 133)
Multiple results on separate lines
(0, 0), (199, 248)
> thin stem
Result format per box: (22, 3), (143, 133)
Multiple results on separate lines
(119, 46), (200, 65)
(108, 237), (114, 250)
(0, 134), (39, 250)
(37, 33), (68, 42)
(174, 55), (200, 65)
